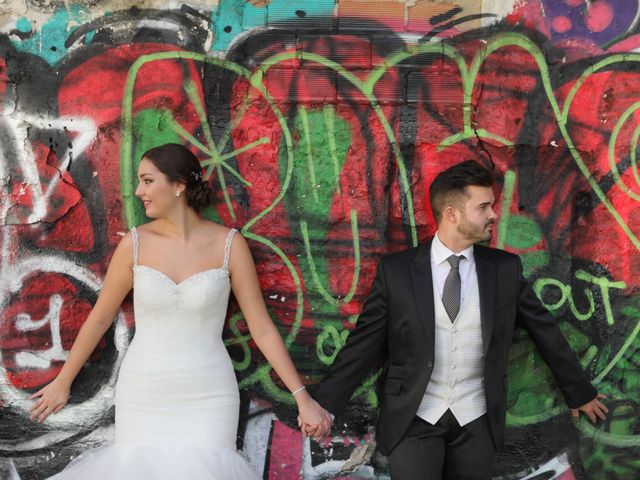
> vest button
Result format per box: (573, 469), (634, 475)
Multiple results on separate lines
(427, 361), (433, 368)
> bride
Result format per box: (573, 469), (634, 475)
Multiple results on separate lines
(29, 143), (332, 479)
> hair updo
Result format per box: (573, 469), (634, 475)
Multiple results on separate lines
(141, 143), (214, 212)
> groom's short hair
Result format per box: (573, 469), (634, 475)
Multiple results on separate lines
(429, 160), (494, 223)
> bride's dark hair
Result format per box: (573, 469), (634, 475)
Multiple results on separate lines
(141, 143), (213, 212)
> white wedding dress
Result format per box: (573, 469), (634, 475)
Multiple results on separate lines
(49, 227), (260, 479)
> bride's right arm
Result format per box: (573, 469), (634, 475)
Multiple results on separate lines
(29, 233), (136, 423)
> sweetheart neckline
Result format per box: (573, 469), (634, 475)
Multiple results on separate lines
(134, 264), (229, 287)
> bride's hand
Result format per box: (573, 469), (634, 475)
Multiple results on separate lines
(29, 378), (70, 423)
(294, 392), (333, 440)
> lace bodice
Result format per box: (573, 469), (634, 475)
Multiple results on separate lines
(128, 227), (237, 354)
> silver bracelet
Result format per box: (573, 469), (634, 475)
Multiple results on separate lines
(291, 385), (306, 396)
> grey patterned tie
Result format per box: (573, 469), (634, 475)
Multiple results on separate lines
(442, 254), (464, 322)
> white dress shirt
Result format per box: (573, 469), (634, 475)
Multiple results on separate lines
(430, 232), (474, 305)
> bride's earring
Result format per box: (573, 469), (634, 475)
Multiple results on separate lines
(176, 190), (181, 198)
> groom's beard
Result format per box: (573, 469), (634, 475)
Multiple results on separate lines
(458, 216), (495, 243)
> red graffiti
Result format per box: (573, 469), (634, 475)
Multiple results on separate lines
(0, 272), (100, 390)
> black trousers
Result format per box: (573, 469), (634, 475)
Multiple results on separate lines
(388, 410), (496, 480)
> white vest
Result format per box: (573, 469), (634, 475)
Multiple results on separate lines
(416, 270), (487, 426)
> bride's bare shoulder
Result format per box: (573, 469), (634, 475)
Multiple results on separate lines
(134, 221), (164, 237)
(200, 220), (236, 239)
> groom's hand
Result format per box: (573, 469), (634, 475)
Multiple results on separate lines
(301, 422), (319, 437)
(570, 393), (608, 423)
(298, 415), (333, 440)
(303, 421), (332, 440)
(295, 394), (334, 440)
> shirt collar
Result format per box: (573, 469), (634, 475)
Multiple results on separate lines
(432, 232), (474, 266)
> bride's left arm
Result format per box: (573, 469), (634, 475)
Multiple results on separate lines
(229, 233), (333, 434)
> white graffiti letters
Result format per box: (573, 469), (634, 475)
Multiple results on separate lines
(14, 294), (68, 369)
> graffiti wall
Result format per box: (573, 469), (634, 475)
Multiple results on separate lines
(1, 0), (639, 478)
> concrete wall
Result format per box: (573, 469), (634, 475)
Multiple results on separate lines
(1, 1), (639, 478)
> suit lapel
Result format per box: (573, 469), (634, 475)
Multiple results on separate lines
(409, 239), (435, 348)
(474, 245), (496, 355)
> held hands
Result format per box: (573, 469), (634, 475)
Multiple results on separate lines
(300, 415), (333, 441)
(294, 391), (333, 441)
(29, 378), (70, 423)
(570, 393), (608, 423)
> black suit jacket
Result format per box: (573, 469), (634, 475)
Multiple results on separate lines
(313, 239), (597, 456)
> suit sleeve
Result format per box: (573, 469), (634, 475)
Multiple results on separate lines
(312, 258), (390, 416)
(514, 256), (597, 408)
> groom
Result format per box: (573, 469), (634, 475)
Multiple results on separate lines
(305, 160), (607, 479)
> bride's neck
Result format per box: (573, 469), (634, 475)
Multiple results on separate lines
(158, 209), (202, 240)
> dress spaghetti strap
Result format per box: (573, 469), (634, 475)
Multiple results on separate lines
(131, 227), (139, 267)
(222, 229), (237, 272)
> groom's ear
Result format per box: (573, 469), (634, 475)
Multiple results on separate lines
(443, 205), (458, 224)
